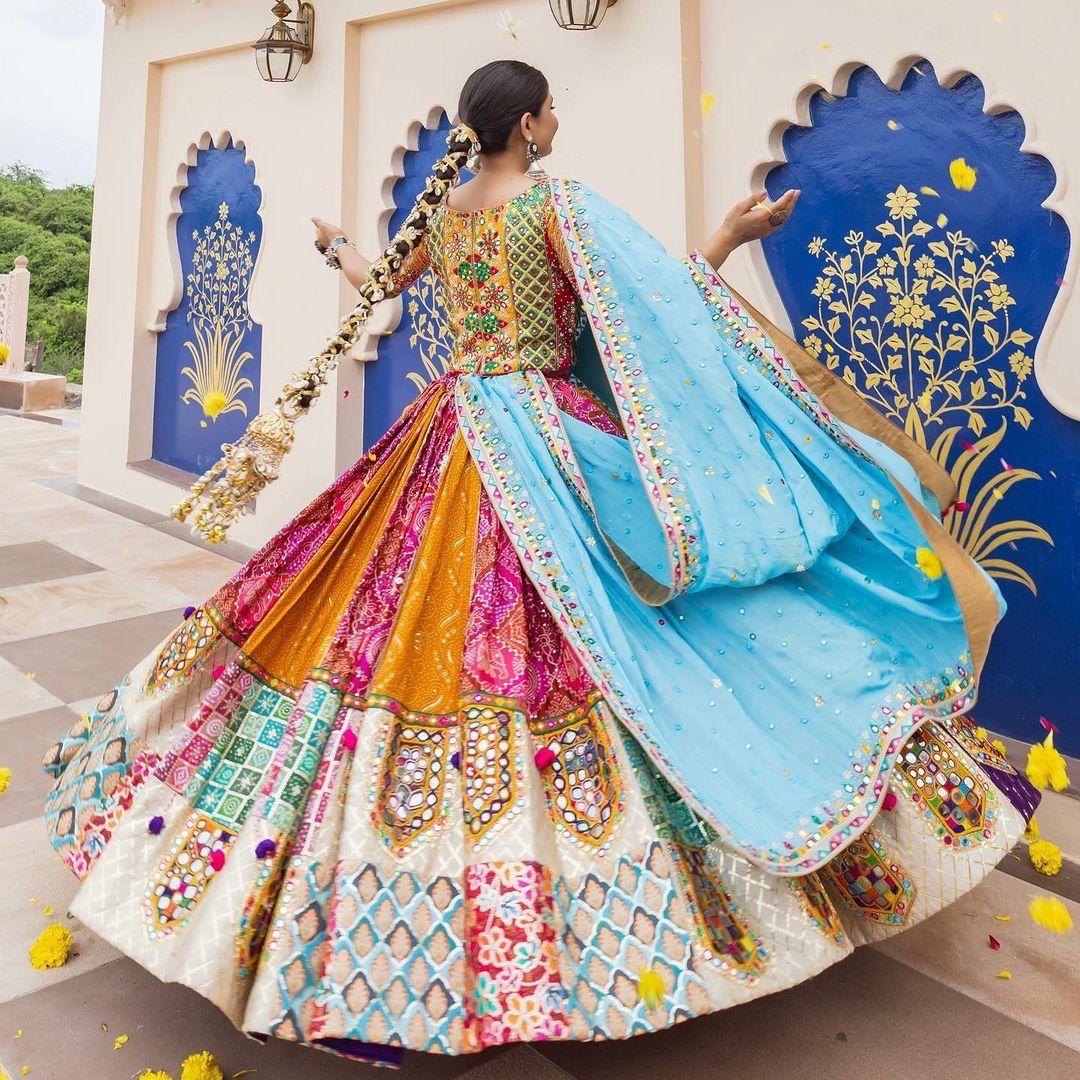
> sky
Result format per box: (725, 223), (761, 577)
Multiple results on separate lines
(0, 0), (104, 187)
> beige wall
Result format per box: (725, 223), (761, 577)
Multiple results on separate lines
(82, 0), (1078, 547)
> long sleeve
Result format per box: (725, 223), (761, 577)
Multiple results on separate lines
(542, 196), (579, 293)
(386, 233), (432, 295)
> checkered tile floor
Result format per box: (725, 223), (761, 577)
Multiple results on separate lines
(0, 410), (1077, 1079)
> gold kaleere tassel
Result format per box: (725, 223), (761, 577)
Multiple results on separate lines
(170, 124), (480, 542)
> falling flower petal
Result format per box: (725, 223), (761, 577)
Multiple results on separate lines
(994, 914), (1012, 922)
(961, 439), (976, 452)
(949, 157), (977, 191)
(1028, 895), (1072, 934)
(1000, 457), (1013, 471)
(988, 934), (1001, 950)
(936, 213), (948, 227)
(1039, 715), (1059, 734)
(919, 185), (939, 196)
(41, 905), (52, 916)
(757, 483), (775, 505)
(700, 92), (717, 117)
(887, 119), (902, 131)
(996, 969), (1012, 979)
(915, 546), (943, 579)
(637, 966), (665, 1011)
(0, 766), (10, 795)
(113, 1034), (128, 1051)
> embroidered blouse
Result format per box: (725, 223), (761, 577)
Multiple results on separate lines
(386, 179), (581, 377)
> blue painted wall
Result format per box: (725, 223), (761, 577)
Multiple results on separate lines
(363, 112), (473, 449)
(762, 61), (1076, 753)
(152, 138), (263, 475)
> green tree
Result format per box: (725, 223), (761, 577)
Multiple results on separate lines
(0, 161), (93, 382)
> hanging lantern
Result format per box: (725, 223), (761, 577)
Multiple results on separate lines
(548, 0), (621, 31)
(252, 1), (316, 83)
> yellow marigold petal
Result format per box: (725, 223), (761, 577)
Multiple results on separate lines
(919, 185), (939, 196)
(27, 924), (72, 970)
(113, 1034), (128, 1051)
(994, 914), (1012, 922)
(136, 1071), (173, 1080)
(1028, 895), (1073, 934)
(180, 1051), (224, 1080)
(636, 967), (665, 1012)
(700, 92), (717, 118)
(995, 969), (1012, 979)
(1028, 839), (1063, 877)
(949, 157), (977, 191)
(0, 766), (11, 795)
(915, 546), (943, 579)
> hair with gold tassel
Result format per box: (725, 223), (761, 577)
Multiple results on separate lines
(170, 122), (480, 542)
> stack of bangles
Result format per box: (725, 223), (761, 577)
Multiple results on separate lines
(315, 234), (357, 269)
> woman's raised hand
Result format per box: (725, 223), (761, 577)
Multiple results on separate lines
(722, 188), (801, 245)
(311, 216), (344, 252)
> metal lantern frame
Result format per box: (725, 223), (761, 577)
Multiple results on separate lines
(252, 1), (316, 83)
(548, 0), (620, 31)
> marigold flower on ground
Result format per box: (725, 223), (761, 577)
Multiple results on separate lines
(136, 1070), (173, 1080)
(180, 1051), (224, 1080)
(1028, 895), (1073, 934)
(0, 766), (11, 794)
(1025, 731), (1069, 791)
(1023, 816), (1040, 843)
(1028, 839), (1063, 876)
(28, 923), (72, 970)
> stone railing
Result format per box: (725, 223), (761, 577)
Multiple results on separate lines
(0, 256), (30, 374)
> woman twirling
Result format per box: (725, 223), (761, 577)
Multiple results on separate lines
(43, 60), (1039, 1067)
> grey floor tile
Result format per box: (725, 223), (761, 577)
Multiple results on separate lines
(538, 948), (1080, 1080)
(0, 541), (103, 589)
(0, 705), (77, 829)
(0, 608), (185, 702)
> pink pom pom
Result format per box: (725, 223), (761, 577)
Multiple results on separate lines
(341, 727), (357, 751)
(534, 747), (556, 770)
(882, 791), (898, 811)
(209, 849), (226, 872)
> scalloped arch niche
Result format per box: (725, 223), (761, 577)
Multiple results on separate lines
(758, 59), (1074, 749)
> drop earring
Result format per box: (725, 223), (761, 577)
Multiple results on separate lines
(526, 138), (547, 179)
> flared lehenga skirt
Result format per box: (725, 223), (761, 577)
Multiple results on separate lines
(43, 368), (1038, 1065)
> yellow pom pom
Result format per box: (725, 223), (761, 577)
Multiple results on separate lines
(1028, 839), (1063, 877)
(180, 1051), (223, 1080)
(0, 342), (9, 364)
(1028, 895), (1073, 934)
(974, 726), (988, 740)
(0, 765), (11, 794)
(636, 966), (665, 1012)
(28, 923), (72, 970)
(136, 1071), (173, 1080)
(915, 546), (943, 579)
(949, 157), (978, 191)
(1025, 731), (1070, 791)
(1023, 816), (1040, 843)
(991, 738), (1008, 755)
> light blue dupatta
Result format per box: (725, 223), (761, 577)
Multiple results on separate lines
(454, 177), (1003, 874)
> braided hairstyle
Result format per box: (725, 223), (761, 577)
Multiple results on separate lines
(172, 60), (549, 542)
